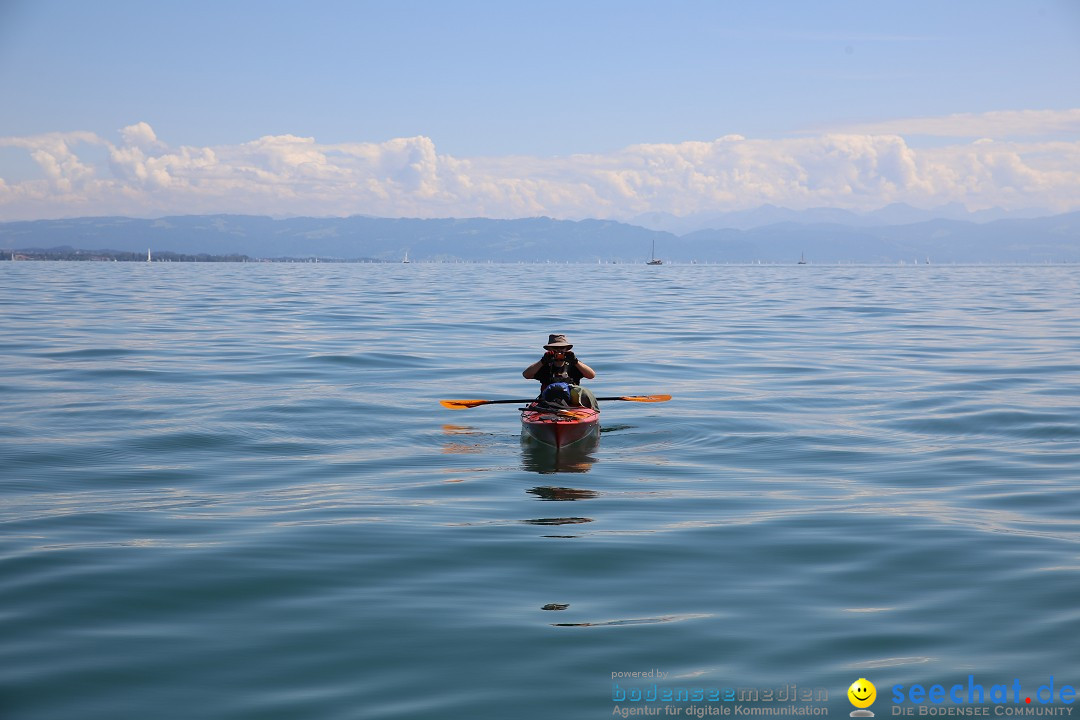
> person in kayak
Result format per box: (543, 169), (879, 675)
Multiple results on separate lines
(522, 334), (598, 409)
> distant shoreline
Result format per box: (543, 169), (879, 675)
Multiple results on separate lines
(4, 250), (1077, 267)
(2, 249), (386, 263)
(4, 213), (1080, 264)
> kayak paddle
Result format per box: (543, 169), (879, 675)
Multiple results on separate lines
(440, 394), (671, 410)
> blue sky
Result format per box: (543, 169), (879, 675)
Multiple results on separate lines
(1, 0), (1078, 220)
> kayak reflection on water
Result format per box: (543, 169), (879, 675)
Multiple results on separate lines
(526, 486), (599, 501)
(523, 485), (600, 535)
(519, 434), (599, 474)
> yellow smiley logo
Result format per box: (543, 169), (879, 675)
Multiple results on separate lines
(848, 678), (877, 709)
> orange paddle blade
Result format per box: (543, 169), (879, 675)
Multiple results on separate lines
(440, 399), (488, 409)
(609, 394), (671, 403)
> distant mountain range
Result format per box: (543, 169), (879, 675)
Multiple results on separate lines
(628, 202), (1056, 234)
(2, 209), (1079, 263)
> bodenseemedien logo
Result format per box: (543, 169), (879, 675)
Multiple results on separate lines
(849, 678), (877, 717)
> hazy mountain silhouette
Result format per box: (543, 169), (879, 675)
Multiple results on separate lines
(2, 210), (1078, 263)
(629, 203), (1056, 234)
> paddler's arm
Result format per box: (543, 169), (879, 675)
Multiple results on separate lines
(523, 353), (550, 379)
(523, 360), (543, 379)
(574, 360), (597, 380)
(565, 351), (596, 380)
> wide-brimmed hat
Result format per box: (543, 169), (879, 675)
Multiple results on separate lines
(543, 333), (573, 350)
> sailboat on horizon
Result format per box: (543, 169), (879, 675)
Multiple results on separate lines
(647, 240), (663, 265)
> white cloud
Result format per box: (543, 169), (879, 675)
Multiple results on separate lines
(1, 111), (1079, 221)
(120, 121), (164, 151)
(829, 108), (1080, 139)
(0, 131), (109, 212)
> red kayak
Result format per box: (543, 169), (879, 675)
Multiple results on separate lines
(520, 404), (600, 449)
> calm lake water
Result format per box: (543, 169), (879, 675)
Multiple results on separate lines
(2, 262), (1079, 720)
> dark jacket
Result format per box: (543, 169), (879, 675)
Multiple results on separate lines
(534, 360), (584, 386)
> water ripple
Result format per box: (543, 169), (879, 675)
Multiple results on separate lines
(2, 263), (1079, 720)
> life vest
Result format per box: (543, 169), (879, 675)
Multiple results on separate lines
(537, 361), (582, 387)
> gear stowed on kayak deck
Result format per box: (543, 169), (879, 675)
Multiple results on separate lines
(520, 404), (600, 449)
